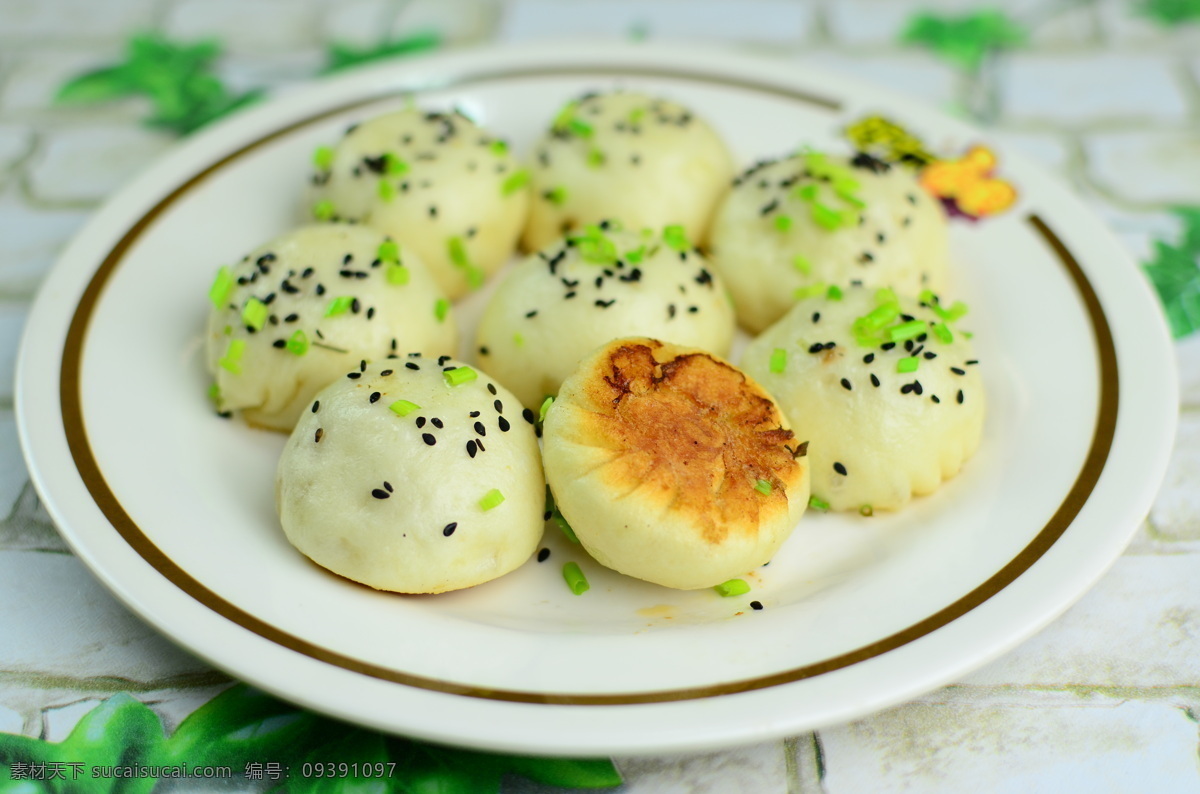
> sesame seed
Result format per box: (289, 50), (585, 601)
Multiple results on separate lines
(416, 417), (426, 428)
(347, 372), (361, 380)
(369, 392), (381, 403)
(863, 353), (875, 363)
(913, 381), (923, 395)
(494, 399), (503, 413)
(469, 411), (480, 417)
(431, 418), (444, 429)
(833, 462), (847, 476)
(808, 343), (824, 354)
(406, 362), (420, 370)
(537, 548), (550, 562)
(841, 378), (852, 391)
(750, 601), (763, 610)
(314, 428), (323, 442)
(525, 309), (538, 318)
(422, 433), (436, 446)
(596, 299), (616, 308)
(372, 488), (390, 499)
(870, 373), (880, 387)
(812, 312), (821, 323)
(901, 383), (913, 394)
(951, 367), (966, 375)
(466, 440), (477, 458)
(380, 369), (393, 376)
(487, 383), (497, 395)
(474, 422), (486, 436)
(498, 416), (510, 432)
(523, 408), (535, 424)
(924, 351), (937, 360)
(312, 401), (320, 413)
(272, 339), (286, 349)
(957, 389), (965, 404)
(931, 395), (941, 403)
(360, 360), (367, 372)
(443, 522), (457, 537)
(438, 355), (452, 365)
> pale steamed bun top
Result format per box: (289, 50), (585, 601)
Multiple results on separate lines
(309, 108), (530, 299)
(475, 222), (736, 408)
(709, 151), (949, 334)
(277, 357), (545, 594)
(740, 284), (984, 512)
(522, 91), (734, 252)
(205, 223), (457, 431)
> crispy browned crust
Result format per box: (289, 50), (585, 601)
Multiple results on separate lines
(573, 340), (804, 545)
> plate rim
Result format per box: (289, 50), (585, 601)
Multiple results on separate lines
(15, 40), (1179, 754)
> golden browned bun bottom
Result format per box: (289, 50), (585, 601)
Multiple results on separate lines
(542, 338), (810, 590)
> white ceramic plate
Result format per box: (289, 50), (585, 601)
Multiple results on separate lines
(16, 42), (1177, 756)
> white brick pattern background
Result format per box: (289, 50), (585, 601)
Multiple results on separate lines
(0, 0), (1197, 790)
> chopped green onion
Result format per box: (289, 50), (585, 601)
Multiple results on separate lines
(539, 396), (554, 423)
(479, 488), (505, 511)
(774, 214), (793, 232)
(325, 296), (354, 317)
(887, 320), (926, 342)
(855, 302), (900, 332)
(489, 140), (508, 156)
(811, 202), (842, 229)
(502, 168), (530, 195)
(384, 153), (408, 175)
(933, 322), (954, 344)
(208, 266), (234, 308)
(791, 254), (811, 275)
(860, 504), (874, 517)
(714, 578), (750, 597)
(552, 100), (579, 131)
(795, 183), (819, 201)
(312, 200), (335, 221)
(545, 186), (567, 205)
(286, 329), (308, 356)
(434, 298), (450, 322)
(837, 191), (866, 209)
(769, 348), (787, 374)
(377, 240), (400, 262)
(567, 117), (594, 137)
(241, 298), (268, 331)
(662, 224), (689, 251)
(388, 399), (420, 417)
(586, 148), (605, 168)
(940, 301), (969, 322)
(223, 324), (232, 336)
(386, 263), (410, 285)
(826, 285), (844, 301)
(218, 339), (246, 374)
(754, 479), (772, 495)
(875, 287), (898, 306)
(562, 562), (589, 595)
(377, 179), (395, 202)
(443, 366), (477, 387)
(312, 145), (334, 170)
(808, 495), (830, 511)
(919, 289), (939, 306)
(624, 246), (646, 264)
(448, 236), (469, 267)
(553, 511), (578, 543)
(207, 382), (220, 406)
(574, 232), (617, 264)
(897, 356), (919, 373)
(628, 107), (646, 125)
(793, 283), (827, 300)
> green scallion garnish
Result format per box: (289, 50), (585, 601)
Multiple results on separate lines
(714, 578), (750, 597)
(562, 561), (589, 595)
(489, 140), (508, 156)
(774, 215), (793, 232)
(792, 254), (811, 274)
(434, 298), (450, 322)
(312, 145), (334, 170)
(443, 366), (477, 387)
(218, 339), (246, 374)
(553, 510), (579, 543)
(538, 396), (554, 424)
(286, 329), (308, 356)
(384, 153), (408, 175)
(860, 504), (874, 517)
(586, 148), (605, 168)
(793, 283), (826, 300)
(545, 186), (567, 205)
(386, 263), (410, 285)
(241, 298), (268, 331)
(502, 169), (530, 195)
(388, 399), (420, 417)
(628, 107), (646, 125)
(795, 183), (819, 201)
(875, 287), (898, 306)
(312, 200), (335, 221)
(897, 356), (919, 373)
(811, 203), (842, 229)
(826, 285), (844, 301)
(325, 296), (354, 317)
(663, 224), (689, 251)
(513, 332), (525, 347)
(448, 236), (469, 268)
(808, 495), (830, 511)
(887, 319), (926, 342)
(377, 240), (400, 262)
(754, 479), (772, 495)
(208, 266), (234, 308)
(933, 322), (954, 344)
(479, 488), (505, 511)
(625, 246), (646, 264)
(567, 117), (594, 138)
(769, 348), (787, 374)
(377, 179), (395, 202)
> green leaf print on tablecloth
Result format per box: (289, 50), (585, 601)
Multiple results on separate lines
(0, 684), (622, 792)
(900, 9), (1028, 72)
(55, 33), (262, 136)
(1143, 207), (1200, 338)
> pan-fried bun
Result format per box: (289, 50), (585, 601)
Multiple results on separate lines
(542, 338), (809, 590)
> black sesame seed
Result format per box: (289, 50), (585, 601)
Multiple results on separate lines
(422, 433), (436, 446)
(870, 373), (880, 387)
(272, 339), (286, 348)
(812, 312), (821, 323)
(406, 362), (420, 370)
(932, 395), (941, 403)
(924, 351), (937, 360)
(351, 298), (361, 313)
(833, 462), (847, 476)
(347, 372), (361, 380)
(479, 346), (490, 356)
(314, 427), (323, 442)
(315, 284), (326, 295)
(384, 481), (393, 492)
(431, 418), (443, 429)
(416, 417), (426, 428)
(881, 342), (896, 351)
(750, 601), (763, 611)
(841, 378), (852, 391)
(537, 548), (550, 562)
(367, 307), (375, 320)
(966, 359), (979, 365)
(466, 440), (477, 458)
(372, 488), (390, 499)
(687, 305), (698, 313)
(474, 421), (486, 436)
(381, 369), (393, 376)
(525, 309), (538, 318)
(808, 343), (824, 354)
(951, 367), (966, 375)
(913, 380), (924, 395)
(360, 359), (367, 372)
(498, 416), (511, 432)
(523, 407), (535, 424)
(863, 353), (875, 363)
(957, 389), (965, 404)
(596, 299), (616, 308)
(438, 355), (452, 365)
(469, 410), (480, 417)
(284, 313), (299, 323)
(312, 401), (320, 413)
(487, 383), (497, 395)
(494, 399), (503, 413)
(428, 205), (438, 217)
(443, 522), (457, 537)
(901, 383), (913, 394)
